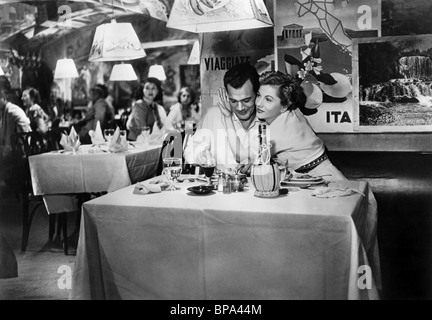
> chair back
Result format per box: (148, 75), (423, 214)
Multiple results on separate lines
(157, 132), (183, 175)
(120, 110), (130, 130)
(47, 127), (70, 151)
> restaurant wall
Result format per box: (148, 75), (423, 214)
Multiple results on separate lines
(38, 14), (196, 111)
(328, 0), (432, 299)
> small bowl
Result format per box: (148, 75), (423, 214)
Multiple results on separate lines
(187, 185), (215, 195)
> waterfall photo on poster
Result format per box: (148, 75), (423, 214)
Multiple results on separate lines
(353, 34), (432, 132)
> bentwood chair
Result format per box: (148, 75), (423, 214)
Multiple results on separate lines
(10, 132), (69, 254)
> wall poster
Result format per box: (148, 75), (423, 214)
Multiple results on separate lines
(353, 34), (432, 132)
(274, 0), (381, 132)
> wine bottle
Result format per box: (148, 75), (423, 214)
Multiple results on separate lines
(260, 124), (269, 165)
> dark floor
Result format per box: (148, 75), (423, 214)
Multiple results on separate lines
(330, 151), (432, 300)
(0, 185), (77, 300)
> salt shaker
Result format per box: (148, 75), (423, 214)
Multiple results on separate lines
(217, 172), (224, 192)
(223, 174), (231, 194)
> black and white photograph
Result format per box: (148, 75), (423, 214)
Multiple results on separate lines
(353, 34), (432, 131)
(1, 0), (432, 304)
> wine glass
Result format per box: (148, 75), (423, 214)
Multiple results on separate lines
(104, 129), (115, 143)
(200, 164), (216, 186)
(140, 126), (151, 144)
(163, 157), (183, 191)
(273, 157), (289, 182)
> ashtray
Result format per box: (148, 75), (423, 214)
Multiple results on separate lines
(187, 185), (215, 195)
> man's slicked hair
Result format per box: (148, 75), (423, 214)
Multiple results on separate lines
(223, 63), (260, 94)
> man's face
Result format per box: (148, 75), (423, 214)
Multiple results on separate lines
(226, 79), (256, 122)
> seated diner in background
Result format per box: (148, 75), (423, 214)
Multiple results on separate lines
(165, 87), (202, 132)
(0, 76), (31, 157)
(126, 77), (167, 143)
(21, 87), (50, 134)
(75, 84), (115, 144)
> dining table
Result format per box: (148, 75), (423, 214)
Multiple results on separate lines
(28, 142), (162, 213)
(70, 176), (381, 300)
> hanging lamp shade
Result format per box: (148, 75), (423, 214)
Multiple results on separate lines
(88, 20), (146, 62)
(109, 63), (138, 81)
(53, 58), (79, 79)
(187, 40), (200, 64)
(148, 65), (166, 81)
(167, 0), (273, 33)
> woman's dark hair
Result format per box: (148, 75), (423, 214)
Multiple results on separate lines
(138, 77), (164, 106)
(259, 71), (307, 111)
(224, 63), (260, 94)
(177, 87), (197, 104)
(91, 84), (109, 99)
(24, 87), (41, 105)
(134, 77), (164, 129)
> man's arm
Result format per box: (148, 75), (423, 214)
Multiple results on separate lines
(183, 111), (214, 165)
(10, 106), (30, 133)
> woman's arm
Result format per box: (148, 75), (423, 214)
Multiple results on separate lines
(218, 88), (254, 164)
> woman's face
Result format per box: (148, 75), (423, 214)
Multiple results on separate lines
(255, 85), (284, 125)
(22, 90), (32, 108)
(143, 82), (159, 102)
(180, 90), (192, 105)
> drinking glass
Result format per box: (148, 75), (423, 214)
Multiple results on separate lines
(273, 157), (289, 182)
(140, 126), (151, 144)
(163, 157), (183, 191)
(104, 129), (115, 143)
(200, 164), (216, 186)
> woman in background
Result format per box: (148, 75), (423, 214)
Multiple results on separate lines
(76, 84), (115, 144)
(21, 87), (49, 131)
(126, 77), (167, 142)
(166, 87), (202, 131)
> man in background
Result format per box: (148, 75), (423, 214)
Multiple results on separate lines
(0, 75), (30, 191)
(0, 75), (30, 157)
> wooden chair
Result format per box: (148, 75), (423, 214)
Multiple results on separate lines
(156, 133), (180, 176)
(10, 132), (69, 254)
(47, 127), (70, 151)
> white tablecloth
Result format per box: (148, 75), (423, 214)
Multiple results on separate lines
(29, 143), (161, 195)
(28, 143), (161, 214)
(71, 178), (381, 300)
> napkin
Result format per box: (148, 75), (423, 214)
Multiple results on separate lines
(311, 187), (365, 198)
(60, 126), (81, 152)
(108, 127), (128, 153)
(133, 179), (169, 195)
(88, 121), (105, 145)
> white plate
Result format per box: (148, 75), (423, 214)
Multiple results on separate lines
(289, 174), (323, 182)
(281, 179), (325, 187)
